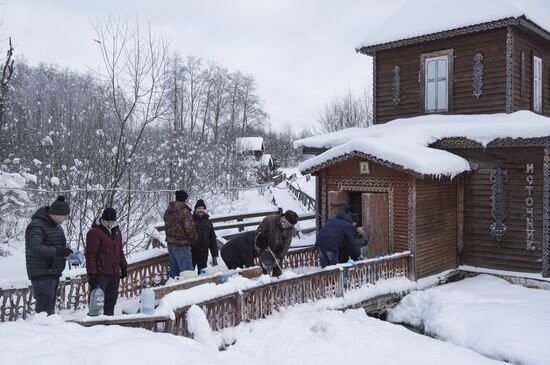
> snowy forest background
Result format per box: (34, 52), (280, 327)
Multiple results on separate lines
(0, 19), (372, 256)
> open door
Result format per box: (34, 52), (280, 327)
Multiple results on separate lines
(362, 193), (389, 258)
(327, 191), (350, 219)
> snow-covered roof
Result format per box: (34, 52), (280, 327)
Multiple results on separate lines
(295, 111), (550, 178)
(236, 137), (264, 152)
(260, 153), (273, 167)
(356, 0), (550, 54)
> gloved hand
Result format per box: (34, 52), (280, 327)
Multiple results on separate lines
(120, 267), (127, 279)
(66, 250), (84, 265)
(212, 257), (218, 266)
(88, 275), (98, 289)
(55, 247), (73, 257)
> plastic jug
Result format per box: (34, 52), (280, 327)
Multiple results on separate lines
(140, 284), (155, 315)
(88, 286), (105, 316)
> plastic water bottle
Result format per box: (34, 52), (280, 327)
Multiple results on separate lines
(88, 286), (105, 316)
(140, 284), (155, 315)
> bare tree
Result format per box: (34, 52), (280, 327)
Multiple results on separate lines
(316, 87), (373, 133)
(208, 65), (230, 142)
(92, 17), (169, 206)
(0, 36), (14, 132)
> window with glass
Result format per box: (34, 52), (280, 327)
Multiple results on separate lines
(420, 50), (453, 114)
(533, 56), (542, 113)
(425, 55), (449, 112)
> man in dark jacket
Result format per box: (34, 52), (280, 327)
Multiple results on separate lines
(163, 190), (197, 278)
(315, 205), (363, 268)
(25, 195), (72, 315)
(257, 209), (298, 276)
(191, 199), (218, 274)
(221, 231), (269, 270)
(85, 207), (128, 315)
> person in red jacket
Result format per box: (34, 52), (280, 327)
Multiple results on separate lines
(85, 207), (128, 315)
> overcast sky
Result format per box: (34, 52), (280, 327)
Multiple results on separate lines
(0, 0), (405, 132)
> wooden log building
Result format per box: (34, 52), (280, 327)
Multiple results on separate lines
(296, 2), (550, 279)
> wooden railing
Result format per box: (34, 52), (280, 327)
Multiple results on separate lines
(155, 209), (316, 233)
(76, 252), (414, 334)
(0, 246), (318, 322)
(147, 209), (316, 247)
(287, 182), (316, 211)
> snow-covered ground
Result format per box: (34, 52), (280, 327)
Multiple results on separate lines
(2, 267), (550, 364)
(1, 275), (509, 365)
(389, 274), (550, 365)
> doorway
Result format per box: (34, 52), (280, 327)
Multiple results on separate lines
(328, 191), (390, 258)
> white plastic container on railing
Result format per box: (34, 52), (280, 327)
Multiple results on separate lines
(140, 284), (155, 315)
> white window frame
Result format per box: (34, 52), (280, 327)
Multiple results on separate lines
(533, 56), (542, 113)
(424, 55), (449, 113)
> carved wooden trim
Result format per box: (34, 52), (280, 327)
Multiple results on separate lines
(473, 53), (484, 98)
(489, 168), (508, 241)
(407, 178), (416, 258)
(506, 27), (514, 113)
(328, 176), (410, 187)
(543, 147), (550, 277)
(520, 50), (526, 98)
(316, 172), (322, 231)
(358, 17), (550, 55)
(457, 176), (464, 256)
(321, 170), (327, 225)
(392, 65), (401, 107)
(517, 17), (550, 44)
(430, 136), (550, 149)
(373, 53), (377, 124)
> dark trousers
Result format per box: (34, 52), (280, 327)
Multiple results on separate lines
(192, 251), (209, 274)
(31, 278), (59, 315)
(94, 275), (120, 315)
(221, 253), (240, 270)
(318, 247), (339, 268)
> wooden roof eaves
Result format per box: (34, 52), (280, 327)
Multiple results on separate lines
(300, 151), (427, 179)
(356, 16), (550, 56)
(430, 136), (550, 149)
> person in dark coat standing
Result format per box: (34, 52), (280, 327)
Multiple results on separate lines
(163, 190), (197, 278)
(85, 207), (128, 316)
(257, 209), (298, 276)
(315, 205), (363, 268)
(191, 199), (218, 274)
(25, 195), (72, 315)
(221, 231), (269, 270)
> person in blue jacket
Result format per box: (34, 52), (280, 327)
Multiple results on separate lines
(315, 204), (364, 268)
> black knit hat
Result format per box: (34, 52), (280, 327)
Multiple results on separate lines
(49, 195), (70, 215)
(194, 199), (206, 210)
(101, 207), (117, 221)
(255, 232), (269, 250)
(175, 190), (188, 202)
(283, 210), (298, 225)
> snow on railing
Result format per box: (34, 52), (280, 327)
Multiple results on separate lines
(76, 252), (414, 334)
(0, 246), (318, 322)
